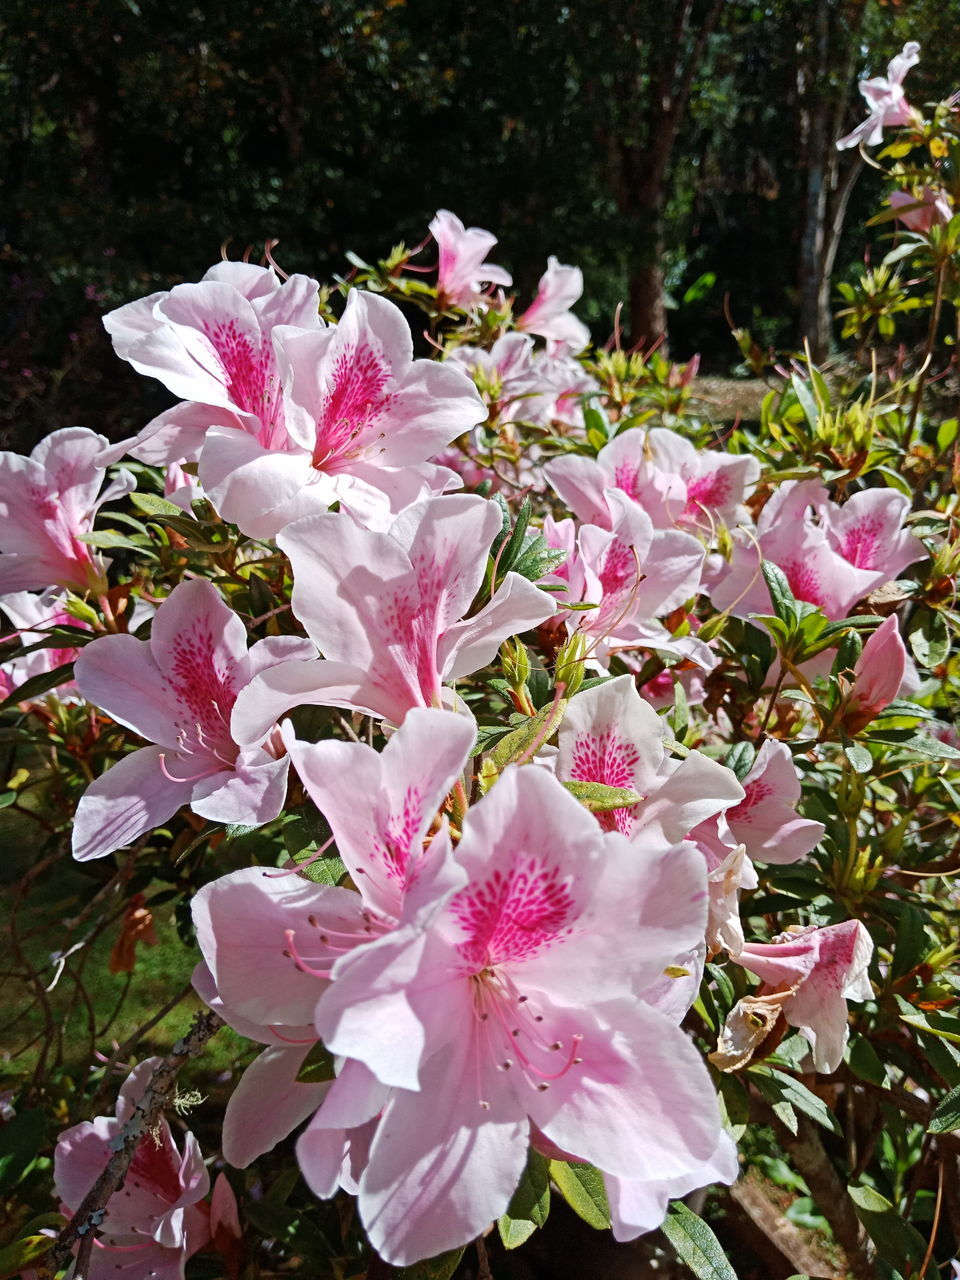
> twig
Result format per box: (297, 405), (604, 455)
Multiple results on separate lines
(918, 1155), (944, 1280)
(47, 1007), (224, 1277)
(90, 981), (195, 1110)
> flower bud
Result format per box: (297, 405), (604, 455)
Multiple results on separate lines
(554, 631), (588, 697)
(500, 637), (530, 692)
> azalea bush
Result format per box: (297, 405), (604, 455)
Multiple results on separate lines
(2, 42), (960, 1280)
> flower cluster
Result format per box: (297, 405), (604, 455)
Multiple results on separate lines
(6, 148), (959, 1276)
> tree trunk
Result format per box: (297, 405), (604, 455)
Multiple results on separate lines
(796, 0), (867, 358)
(629, 209), (668, 346)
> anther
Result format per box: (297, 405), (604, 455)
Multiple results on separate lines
(308, 914), (318, 927)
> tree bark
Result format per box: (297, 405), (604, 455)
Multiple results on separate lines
(796, 0), (867, 358)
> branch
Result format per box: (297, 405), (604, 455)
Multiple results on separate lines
(46, 1008), (225, 1277)
(771, 1112), (877, 1280)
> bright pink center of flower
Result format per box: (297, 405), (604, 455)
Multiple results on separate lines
(373, 787), (424, 886)
(684, 470), (731, 518)
(312, 342), (395, 470)
(202, 319), (284, 446)
(781, 560), (826, 609)
(376, 552), (454, 707)
(453, 858), (575, 971)
(613, 462), (644, 502)
(127, 1132), (183, 1204)
(839, 516), (883, 569)
(728, 778), (773, 823)
(161, 620), (240, 771)
(569, 731), (640, 833)
(598, 539), (636, 598)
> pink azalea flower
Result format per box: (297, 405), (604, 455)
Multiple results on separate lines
(818, 487), (924, 581)
(102, 261), (322, 459)
(198, 289), (484, 538)
(307, 765), (722, 1264)
(163, 457), (201, 513)
(888, 186), (953, 232)
(545, 426), (760, 533)
(703, 738), (825, 866)
(734, 921), (874, 1071)
(552, 673), (751, 958)
(701, 841), (756, 957)
(0, 590), (90, 703)
(604, 1130), (740, 1241)
(637, 660), (707, 711)
(837, 42), (921, 150)
(534, 345), (599, 428)
(231, 494), (556, 739)
(53, 1058), (211, 1279)
(429, 209), (512, 308)
(0, 427), (134, 595)
(192, 708), (475, 1166)
(708, 481), (922, 621)
(543, 492), (706, 667)
(516, 256), (591, 351)
(447, 332), (555, 428)
(554, 674), (744, 841)
(841, 615), (907, 733)
(72, 578), (316, 860)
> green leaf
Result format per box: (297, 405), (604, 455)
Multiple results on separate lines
(928, 1082), (960, 1133)
(510, 534), (567, 582)
(561, 780), (643, 813)
(224, 823), (260, 840)
(847, 1035), (887, 1088)
(583, 404), (610, 445)
(724, 741), (756, 782)
(490, 698), (568, 769)
(0, 1109), (44, 1191)
(900, 1009), (960, 1046)
(760, 561), (797, 626)
(907, 608), (950, 669)
(936, 417), (958, 452)
(498, 1150), (550, 1248)
(894, 732), (960, 761)
(890, 903), (930, 980)
(295, 1040), (335, 1084)
(496, 498), (531, 577)
(670, 675), (689, 743)
(748, 1066), (840, 1134)
(718, 1074), (749, 1140)
(843, 742), (873, 774)
(398, 1247), (466, 1279)
(549, 1160), (610, 1229)
(129, 491), (187, 519)
(662, 1201), (738, 1280)
(848, 1184), (936, 1277)
(0, 661), (75, 711)
(78, 529), (153, 553)
(790, 372), (819, 430)
(0, 1232), (58, 1279)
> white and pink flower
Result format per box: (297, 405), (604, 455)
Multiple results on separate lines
(53, 1059), (211, 1279)
(231, 494), (556, 736)
(429, 209), (512, 309)
(0, 427), (134, 595)
(72, 578), (315, 860)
